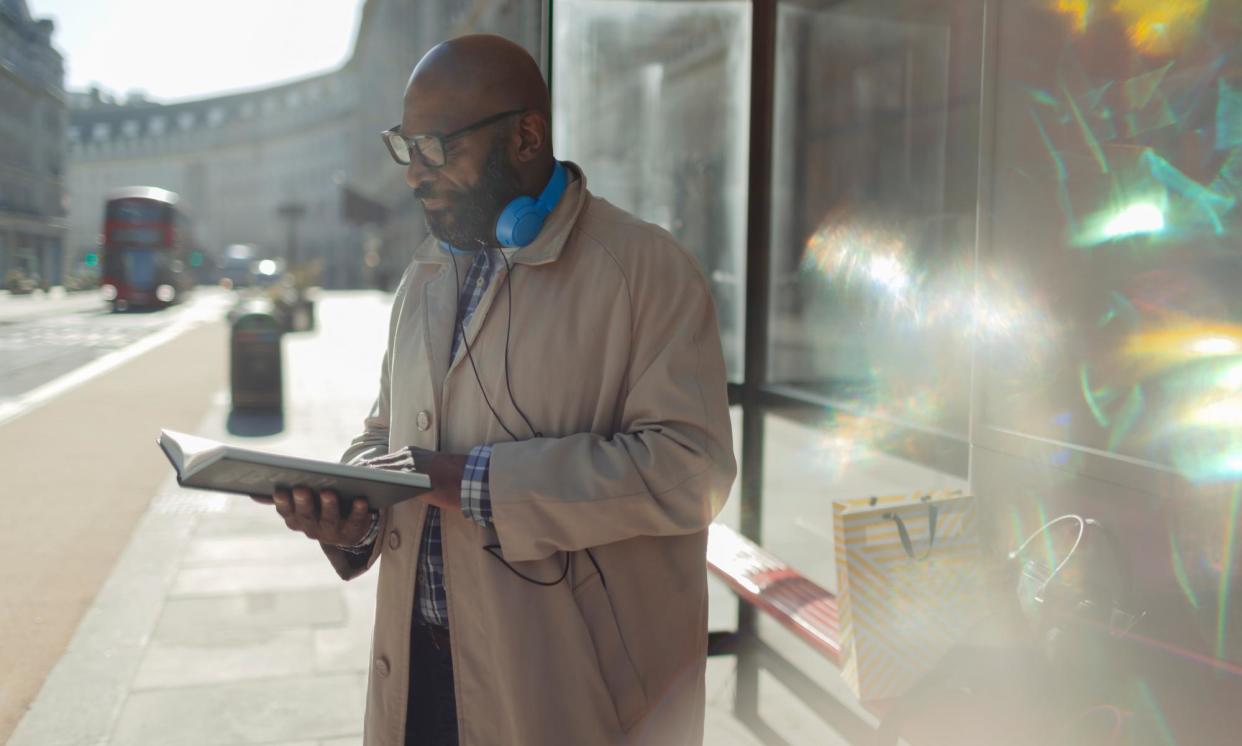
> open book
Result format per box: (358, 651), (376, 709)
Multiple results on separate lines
(157, 429), (430, 509)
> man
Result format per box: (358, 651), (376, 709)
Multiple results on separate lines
(253, 34), (735, 745)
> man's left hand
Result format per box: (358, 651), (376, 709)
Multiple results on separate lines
(362, 447), (467, 512)
(412, 447), (468, 511)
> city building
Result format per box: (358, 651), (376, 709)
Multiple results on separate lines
(65, 0), (542, 289)
(0, 0), (66, 290)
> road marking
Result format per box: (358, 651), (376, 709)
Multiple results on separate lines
(0, 300), (228, 428)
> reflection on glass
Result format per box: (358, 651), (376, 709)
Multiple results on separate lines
(759, 409), (968, 592)
(768, 1), (985, 455)
(987, 1), (1242, 490)
(986, 0), (1242, 679)
(551, 0), (751, 379)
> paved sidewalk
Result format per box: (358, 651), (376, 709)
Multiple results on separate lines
(8, 290), (846, 745)
(9, 291), (390, 746)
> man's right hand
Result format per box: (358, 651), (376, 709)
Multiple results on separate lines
(249, 487), (373, 547)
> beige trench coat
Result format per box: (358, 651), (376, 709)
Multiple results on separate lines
(322, 162), (736, 746)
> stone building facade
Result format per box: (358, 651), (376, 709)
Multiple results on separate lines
(66, 0), (543, 289)
(0, 0), (66, 289)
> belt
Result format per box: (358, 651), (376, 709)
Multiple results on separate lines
(417, 621), (451, 651)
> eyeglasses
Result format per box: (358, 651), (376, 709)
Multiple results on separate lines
(382, 109), (525, 168)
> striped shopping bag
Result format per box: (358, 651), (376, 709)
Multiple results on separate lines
(833, 490), (985, 701)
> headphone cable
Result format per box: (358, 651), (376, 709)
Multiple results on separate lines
(498, 250), (542, 438)
(452, 252), (519, 441)
(453, 248), (603, 588)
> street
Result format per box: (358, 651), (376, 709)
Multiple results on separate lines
(2, 302), (168, 398)
(0, 289), (234, 426)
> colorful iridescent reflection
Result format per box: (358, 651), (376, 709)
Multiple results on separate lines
(799, 204), (1057, 456)
(1048, 0), (1212, 57)
(1007, 0), (1242, 482)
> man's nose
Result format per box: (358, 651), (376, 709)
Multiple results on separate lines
(405, 156), (433, 190)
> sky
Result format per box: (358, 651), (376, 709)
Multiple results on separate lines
(26, 0), (365, 102)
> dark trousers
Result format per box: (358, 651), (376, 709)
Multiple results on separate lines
(405, 621), (458, 746)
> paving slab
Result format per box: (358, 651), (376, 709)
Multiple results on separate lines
(107, 673), (366, 746)
(171, 561), (350, 597)
(193, 511), (294, 538)
(184, 534), (336, 566)
(313, 585), (379, 674)
(134, 627), (319, 690)
(153, 590), (348, 641)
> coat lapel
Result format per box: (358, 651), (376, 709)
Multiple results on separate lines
(422, 263), (454, 429)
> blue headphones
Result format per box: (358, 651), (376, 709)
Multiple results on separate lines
(495, 161), (568, 248)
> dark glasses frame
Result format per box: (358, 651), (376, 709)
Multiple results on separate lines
(382, 109), (526, 167)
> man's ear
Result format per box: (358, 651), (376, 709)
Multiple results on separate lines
(514, 111), (547, 163)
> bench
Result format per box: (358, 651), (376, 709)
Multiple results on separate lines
(706, 522), (841, 664)
(707, 522), (913, 744)
(707, 522), (1037, 746)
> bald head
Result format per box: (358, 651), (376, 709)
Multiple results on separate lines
(399, 35), (556, 249)
(408, 35), (549, 120)
(401, 35), (554, 191)
(412, 34), (548, 119)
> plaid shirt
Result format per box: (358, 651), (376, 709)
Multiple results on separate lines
(342, 248), (498, 628)
(419, 247), (499, 626)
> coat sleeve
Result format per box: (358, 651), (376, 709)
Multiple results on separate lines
(321, 349), (393, 580)
(487, 247), (737, 563)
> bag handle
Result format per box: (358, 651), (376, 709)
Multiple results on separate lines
(884, 497), (939, 560)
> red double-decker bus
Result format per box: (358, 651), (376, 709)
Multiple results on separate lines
(100, 186), (195, 310)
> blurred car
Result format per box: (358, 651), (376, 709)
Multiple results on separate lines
(218, 244), (258, 289)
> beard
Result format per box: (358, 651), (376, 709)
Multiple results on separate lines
(419, 135), (525, 250)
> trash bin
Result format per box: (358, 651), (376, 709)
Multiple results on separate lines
(230, 301), (283, 411)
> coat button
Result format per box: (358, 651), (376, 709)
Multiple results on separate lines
(375, 656), (390, 677)
(416, 410), (431, 431)
(388, 531), (401, 550)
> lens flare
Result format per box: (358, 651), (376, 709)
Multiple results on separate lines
(1186, 396), (1242, 426)
(1112, 0), (1210, 57)
(1102, 202), (1166, 238)
(1134, 678), (1178, 746)
(1122, 320), (1242, 373)
(1075, 199), (1168, 247)
(1107, 385), (1145, 451)
(1141, 150), (1236, 234)
(1218, 487), (1240, 660)
(1080, 365), (1115, 427)
(1052, 0), (1093, 33)
(1188, 337), (1241, 356)
(802, 215), (919, 317)
(1168, 529), (1202, 611)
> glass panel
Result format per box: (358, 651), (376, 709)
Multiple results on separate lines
(985, 3), (1242, 476)
(760, 408), (969, 593)
(767, 1), (984, 446)
(552, 0), (751, 380)
(980, 0), (1242, 693)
